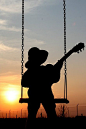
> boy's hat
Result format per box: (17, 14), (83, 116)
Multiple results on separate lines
(25, 47), (48, 68)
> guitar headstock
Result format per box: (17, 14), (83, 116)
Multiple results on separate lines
(72, 42), (85, 53)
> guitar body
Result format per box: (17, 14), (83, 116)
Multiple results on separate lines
(21, 64), (62, 89)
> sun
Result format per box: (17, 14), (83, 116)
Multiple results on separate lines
(5, 89), (18, 102)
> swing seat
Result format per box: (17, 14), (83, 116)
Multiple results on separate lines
(19, 98), (69, 104)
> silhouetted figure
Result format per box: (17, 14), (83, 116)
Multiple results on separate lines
(21, 47), (63, 119)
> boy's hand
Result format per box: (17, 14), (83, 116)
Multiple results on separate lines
(57, 60), (63, 69)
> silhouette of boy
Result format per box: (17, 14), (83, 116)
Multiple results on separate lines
(21, 47), (63, 119)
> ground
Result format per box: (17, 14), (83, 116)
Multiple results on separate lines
(0, 117), (86, 129)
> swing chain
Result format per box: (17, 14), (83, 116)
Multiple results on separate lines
(21, 0), (24, 77)
(21, 0), (24, 98)
(63, 0), (67, 99)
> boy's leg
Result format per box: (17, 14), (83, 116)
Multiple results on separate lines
(42, 100), (57, 119)
(25, 102), (40, 129)
(28, 101), (40, 119)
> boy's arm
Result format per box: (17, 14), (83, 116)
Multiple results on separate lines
(54, 60), (63, 70)
(21, 71), (30, 88)
(52, 60), (63, 83)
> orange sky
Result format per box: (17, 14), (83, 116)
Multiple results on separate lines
(0, 64), (86, 118)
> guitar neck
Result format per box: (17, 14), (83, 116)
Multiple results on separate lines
(60, 49), (73, 62)
(54, 42), (85, 67)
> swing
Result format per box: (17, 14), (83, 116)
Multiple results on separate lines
(19, 0), (85, 104)
(19, 0), (69, 104)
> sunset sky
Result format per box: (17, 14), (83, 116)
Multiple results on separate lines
(0, 0), (86, 117)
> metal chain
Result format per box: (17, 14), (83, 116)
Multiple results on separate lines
(21, 0), (24, 98)
(63, 0), (67, 99)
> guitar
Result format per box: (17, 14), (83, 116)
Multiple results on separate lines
(54, 42), (85, 67)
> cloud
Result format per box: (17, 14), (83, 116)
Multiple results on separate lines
(25, 37), (45, 47)
(0, 18), (28, 32)
(0, 0), (43, 13)
(0, 25), (21, 32)
(0, 25), (28, 32)
(0, 0), (21, 13)
(0, 0), (58, 14)
(0, 18), (29, 32)
(28, 38), (45, 45)
(0, 43), (18, 51)
(0, 19), (8, 25)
